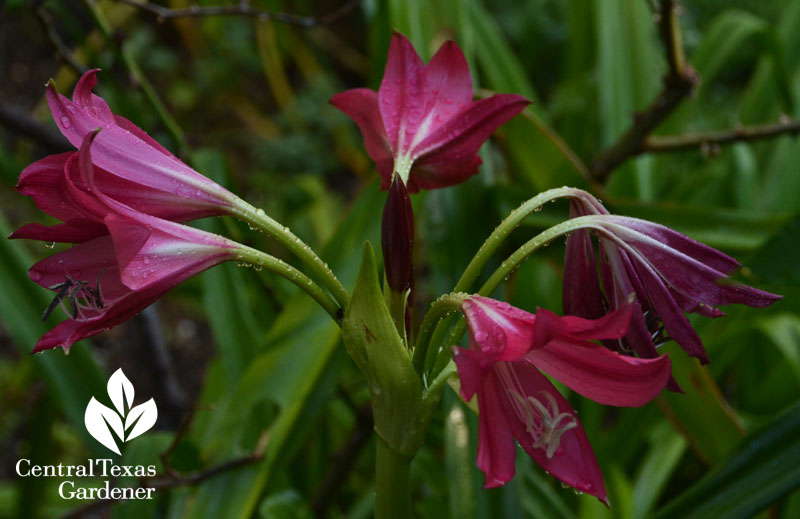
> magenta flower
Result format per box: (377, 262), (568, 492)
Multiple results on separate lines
(330, 32), (530, 192)
(15, 132), (239, 353)
(563, 193), (782, 366)
(453, 296), (671, 502)
(43, 69), (236, 219)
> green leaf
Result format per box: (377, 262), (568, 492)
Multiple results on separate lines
(656, 401), (800, 519)
(594, 0), (661, 199)
(258, 489), (314, 519)
(756, 313), (800, 380)
(631, 424), (687, 519)
(657, 344), (745, 466)
(191, 149), (268, 391)
(747, 211), (800, 285)
(691, 10), (770, 99)
(186, 183), (385, 519)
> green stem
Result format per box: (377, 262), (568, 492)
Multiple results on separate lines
(412, 293), (468, 376)
(422, 360), (457, 408)
(84, 0), (188, 153)
(234, 245), (341, 322)
(453, 186), (591, 294)
(423, 188), (596, 375)
(431, 217), (590, 377)
(232, 200), (350, 308)
(375, 436), (412, 519)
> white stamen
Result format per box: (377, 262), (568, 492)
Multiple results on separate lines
(498, 364), (577, 459)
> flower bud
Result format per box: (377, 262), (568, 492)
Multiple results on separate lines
(381, 176), (414, 293)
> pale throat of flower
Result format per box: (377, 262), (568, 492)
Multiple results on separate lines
(393, 111), (436, 184)
(394, 153), (414, 184)
(497, 363), (578, 459)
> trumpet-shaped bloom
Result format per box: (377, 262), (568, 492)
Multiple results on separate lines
(453, 296), (671, 502)
(563, 192), (782, 366)
(331, 32), (529, 192)
(15, 132), (239, 353)
(43, 69), (236, 218)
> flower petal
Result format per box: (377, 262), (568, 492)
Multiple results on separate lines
(32, 279), (165, 353)
(475, 371), (518, 488)
(608, 216), (739, 274)
(633, 258), (710, 363)
(526, 340), (670, 406)
(532, 305), (633, 348)
(453, 345), (489, 402)
(406, 155), (483, 192)
(412, 94), (529, 163)
(378, 32), (427, 156)
(104, 213), (234, 291)
(608, 221), (780, 309)
(330, 88), (394, 183)
(563, 201), (606, 319)
(28, 236), (129, 300)
(499, 362), (607, 503)
(15, 153), (82, 222)
(9, 220), (107, 243)
(407, 39), (474, 147)
(463, 296), (537, 361)
(47, 70), (234, 211)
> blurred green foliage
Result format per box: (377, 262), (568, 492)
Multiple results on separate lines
(1, 0), (800, 517)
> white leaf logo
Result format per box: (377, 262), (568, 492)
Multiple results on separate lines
(84, 369), (158, 454)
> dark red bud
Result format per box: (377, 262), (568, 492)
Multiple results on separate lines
(381, 176), (414, 292)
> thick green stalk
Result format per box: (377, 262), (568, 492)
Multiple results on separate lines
(375, 437), (412, 519)
(234, 245), (340, 322)
(232, 201), (349, 308)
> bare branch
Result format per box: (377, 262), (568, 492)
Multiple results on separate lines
(59, 452), (263, 519)
(642, 117), (800, 153)
(119, 0), (361, 27)
(0, 99), (71, 152)
(34, 7), (89, 75)
(590, 0), (698, 181)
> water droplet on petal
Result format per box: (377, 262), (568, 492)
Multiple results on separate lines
(30, 271), (42, 281)
(60, 116), (71, 128)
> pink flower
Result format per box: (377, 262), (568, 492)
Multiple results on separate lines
(330, 32), (529, 192)
(42, 69), (236, 219)
(563, 192), (782, 367)
(16, 132), (239, 353)
(453, 296), (671, 503)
